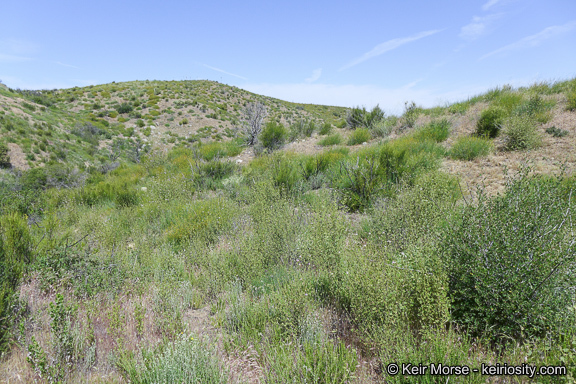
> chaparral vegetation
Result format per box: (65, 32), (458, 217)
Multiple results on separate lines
(0, 78), (576, 382)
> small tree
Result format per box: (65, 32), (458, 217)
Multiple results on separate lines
(242, 102), (268, 146)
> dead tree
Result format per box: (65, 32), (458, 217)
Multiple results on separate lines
(242, 102), (268, 146)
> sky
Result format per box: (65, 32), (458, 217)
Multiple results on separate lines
(1, 0), (575, 113)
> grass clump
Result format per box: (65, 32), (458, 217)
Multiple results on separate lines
(117, 334), (227, 384)
(502, 115), (542, 150)
(449, 136), (492, 160)
(318, 122), (333, 135)
(318, 133), (342, 146)
(412, 119), (450, 142)
(475, 106), (507, 138)
(347, 128), (371, 145)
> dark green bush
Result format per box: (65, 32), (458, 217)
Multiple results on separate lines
(442, 171), (576, 341)
(346, 105), (384, 129)
(545, 126), (569, 137)
(319, 122), (332, 135)
(0, 143), (10, 168)
(116, 103), (133, 114)
(476, 107), (507, 138)
(260, 122), (287, 151)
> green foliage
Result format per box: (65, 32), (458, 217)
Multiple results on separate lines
(346, 104), (385, 129)
(566, 90), (576, 111)
(262, 339), (358, 384)
(402, 101), (421, 129)
(502, 115), (542, 150)
(116, 102), (133, 114)
(289, 119), (316, 140)
(116, 333), (227, 384)
(347, 127), (371, 145)
(260, 121), (287, 150)
(318, 133), (342, 146)
(319, 122), (332, 135)
(545, 126), (569, 137)
(449, 136), (493, 160)
(442, 171), (576, 341)
(412, 119), (450, 142)
(164, 197), (238, 245)
(475, 106), (507, 138)
(0, 142), (10, 167)
(27, 294), (78, 383)
(513, 93), (553, 123)
(136, 119), (145, 128)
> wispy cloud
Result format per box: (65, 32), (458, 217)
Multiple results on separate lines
(339, 29), (442, 71)
(53, 61), (79, 69)
(481, 21), (576, 60)
(0, 53), (33, 63)
(305, 68), (322, 83)
(459, 14), (502, 40)
(203, 64), (247, 80)
(482, 0), (503, 11)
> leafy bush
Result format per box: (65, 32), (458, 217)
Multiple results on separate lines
(346, 105), (384, 129)
(0, 143), (10, 168)
(412, 119), (450, 143)
(545, 126), (569, 137)
(260, 121), (287, 151)
(136, 119), (145, 128)
(442, 171), (576, 341)
(347, 128), (371, 145)
(319, 122), (332, 135)
(476, 106), (507, 138)
(449, 136), (492, 160)
(116, 103), (133, 114)
(318, 133), (342, 146)
(502, 115), (542, 150)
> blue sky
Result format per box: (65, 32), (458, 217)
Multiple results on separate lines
(1, 0), (575, 113)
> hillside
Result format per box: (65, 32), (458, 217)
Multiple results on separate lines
(0, 80), (348, 170)
(0, 78), (576, 383)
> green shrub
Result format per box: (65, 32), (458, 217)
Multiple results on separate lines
(260, 121), (287, 151)
(318, 133), (342, 146)
(566, 90), (576, 111)
(116, 103), (133, 114)
(449, 136), (492, 160)
(412, 119), (450, 143)
(502, 115), (542, 150)
(442, 172), (576, 341)
(347, 128), (371, 145)
(545, 126), (569, 137)
(371, 117), (396, 138)
(136, 119), (145, 128)
(0, 143), (10, 167)
(346, 105), (384, 129)
(476, 106), (507, 138)
(319, 122), (332, 135)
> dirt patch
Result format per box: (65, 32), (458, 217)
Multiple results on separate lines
(7, 143), (29, 171)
